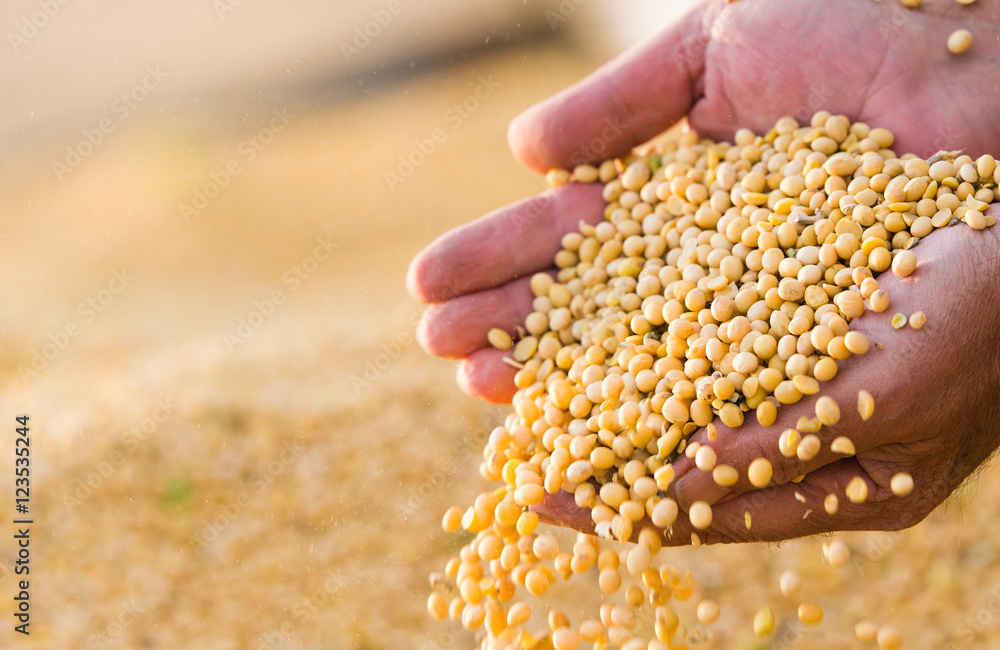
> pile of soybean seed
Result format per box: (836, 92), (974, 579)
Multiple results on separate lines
(427, 111), (998, 650)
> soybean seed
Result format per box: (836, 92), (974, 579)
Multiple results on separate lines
(689, 501), (713, 529)
(625, 544), (652, 576)
(891, 472), (914, 496)
(442, 506), (463, 532)
(779, 428), (801, 458)
(428, 592), (448, 620)
(779, 570), (802, 597)
(798, 603), (824, 625)
(534, 534), (560, 560)
(516, 511), (539, 536)
(909, 311), (926, 329)
(830, 436), (856, 456)
(870, 289), (890, 313)
(825, 540), (851, 568)
(598, 567), (621, 594)
(552, 628), (580, 650)
(816, 396), (841, 426)
(508, 601), (531, 626)
(947, 28), (973, 54)
(713, 464), (739, 487)
(754, 605), (775, 637)
(855, 620), (879, 641)
(844, 330), (870, 354)
(697, 599), (721, 625)
(748, 458), (773, 488)
(967, 209), (988, 230)
(487, 328), (513, 350)
(878, 624), (905, 649)
(695, 445), (717, 471)
(891, 250), (917, 277)
(858, 389), (875, 420)
(824, 493), (839, 515)
(798, 435), (822, 461)
(651, 498), (679, 528)
(846, 476), (869, 503)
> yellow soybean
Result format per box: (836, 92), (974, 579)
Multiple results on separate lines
(748, 458), (773, 488)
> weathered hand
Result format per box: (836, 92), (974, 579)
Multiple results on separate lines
(409, 0), (1000, 402)
(534, 208), (1000, 543)
(408, 0), (1000, 541)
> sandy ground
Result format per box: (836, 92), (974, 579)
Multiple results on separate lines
(2, 5), (1000, 650)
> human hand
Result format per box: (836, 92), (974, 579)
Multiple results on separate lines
(534, 208), (1000, 544)
(408, 0), (1000, 540)
(409, 0), (1000, 402)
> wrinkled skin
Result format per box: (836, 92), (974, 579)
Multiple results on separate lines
(407, 0), (1000, 544)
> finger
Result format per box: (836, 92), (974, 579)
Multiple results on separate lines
(456, 348), (518, 404)
(533, 490), (595, 534)
(696, 445), (974, 545)
(535, 456), (917, 547)
(532, 491), (702, 548)
(507, 4), (710, 173)
(681, 458), (908, 544)
(407, 183), (604, 303)
(416, 275), (536, 359)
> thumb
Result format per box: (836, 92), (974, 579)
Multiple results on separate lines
(507, 2), (712, 173)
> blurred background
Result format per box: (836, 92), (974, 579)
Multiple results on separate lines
(2, 1), (1000, 648)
